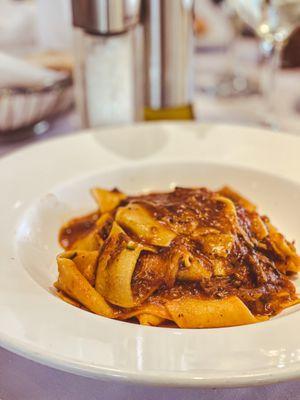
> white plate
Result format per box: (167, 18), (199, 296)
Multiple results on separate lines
(1, 122), (300, 388)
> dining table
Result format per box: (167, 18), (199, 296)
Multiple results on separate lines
(1, 40), (300, 400)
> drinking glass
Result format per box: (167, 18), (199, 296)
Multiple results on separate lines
(228, 0), (300, 128)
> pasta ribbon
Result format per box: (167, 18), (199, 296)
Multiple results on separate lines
(177, 256), (212, 281)
(70, 230), (100, 251)
(56, 258), (114, 318)
(91, 188), (125, 212)
(266, 220), (300, 273)
(194, 232), (234, 258)
(95, 222), (150, 307)
(166, 296), (259, 328)
(116, 203), (176, 246)
(218, 186), (257, 212)
(58, 250), (98, 285)
(137, 314), (165, 326)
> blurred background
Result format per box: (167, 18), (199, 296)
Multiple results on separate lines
(0, 0), (299, 152)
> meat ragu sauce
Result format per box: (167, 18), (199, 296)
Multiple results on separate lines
(121, 188), (296, 316)
(57, 187), (300, 325)
(126, 188), (236, 234)
(131, 244), (295, 317)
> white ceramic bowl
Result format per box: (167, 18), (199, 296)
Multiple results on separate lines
(1, 122), (300, 388)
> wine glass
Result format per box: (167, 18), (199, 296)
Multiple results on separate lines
(228, 0), (300, 128)
(214, 1), (260, 98)
(194, 0), (260, 99)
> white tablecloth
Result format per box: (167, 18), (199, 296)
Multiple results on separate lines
(1, 346), (300, 400)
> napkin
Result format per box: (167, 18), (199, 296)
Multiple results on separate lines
(0, 51), (65, 89)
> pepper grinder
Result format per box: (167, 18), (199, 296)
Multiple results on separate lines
(72, 0), (194, 128)
(143, 0), (195, 121)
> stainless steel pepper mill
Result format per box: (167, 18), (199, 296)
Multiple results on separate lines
(72, 0), (194, 127)
(142, 0), (194, 120)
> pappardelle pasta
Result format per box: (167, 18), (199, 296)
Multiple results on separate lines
(55, 186), (300, 328)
